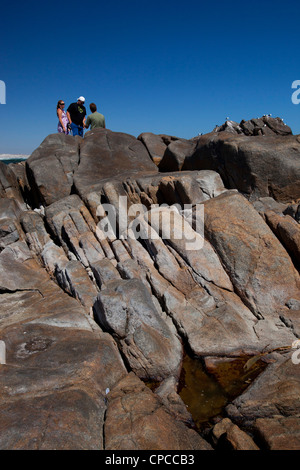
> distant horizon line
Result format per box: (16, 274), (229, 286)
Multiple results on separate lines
(0, 154), (29, 159)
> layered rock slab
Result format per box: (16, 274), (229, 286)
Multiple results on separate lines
(0, 316), (127, 449)
(202, 191), (300, 319)
(124, 230), (262, 357)
(0, 389), (105, 450)
(0, 161), (25, 209)
(0, 240), (127, 449)
(93, 278), (182, 381)
(253, 416), (300, 450)
(226, 352), (300, 426)
(104, 372), (212, 450)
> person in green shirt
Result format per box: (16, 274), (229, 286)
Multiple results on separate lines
(84, 103), (106, 130)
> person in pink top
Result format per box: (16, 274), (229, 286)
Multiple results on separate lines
(57, 100), (70, 134)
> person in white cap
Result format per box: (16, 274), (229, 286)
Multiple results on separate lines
(67, 96), (87, 137)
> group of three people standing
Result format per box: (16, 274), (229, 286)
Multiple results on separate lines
(57, 96), (105, 136)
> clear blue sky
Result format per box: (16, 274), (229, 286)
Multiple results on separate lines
(1, 0), (299, 154)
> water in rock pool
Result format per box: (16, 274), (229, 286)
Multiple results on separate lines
(177, 352), (267, 430)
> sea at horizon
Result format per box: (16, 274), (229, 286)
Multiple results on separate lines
(0, 154), (29, 165)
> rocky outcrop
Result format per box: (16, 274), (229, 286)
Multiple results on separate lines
(153, 116), (300, 203)
(158, 139), (197, 172)
(213, 115), (292, 136)
(26, 133), (81, 206)
(1, 122), (300, 450)
(74, 128), (158, 198)
(203, 191), (300, 319)
(181, 132), (300, 202)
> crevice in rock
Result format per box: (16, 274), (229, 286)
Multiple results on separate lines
(279, 314), (299, 339)
(25, 162), (46, 209)
(91, 305), (133, 376)
(0, 287), (45, 297)
(102, 403), (108, 450)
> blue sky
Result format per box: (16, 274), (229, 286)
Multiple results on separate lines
(1, 0), (299, 154)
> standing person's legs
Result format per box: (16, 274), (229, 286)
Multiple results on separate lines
(78, 126), (84, 137)
(71, 123), (79, 136)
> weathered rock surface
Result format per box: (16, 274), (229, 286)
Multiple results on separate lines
(182, 132), (300, 202)
(73, 128), (158, 198)
(0, 239), (127, 449)
(141, 116), (299, 203)
(93, 278), (183, 381)
(264, 210), (300, 266)
(137, 132), (168, 165)
(104, 372), (212, 450)
(212, 417), (259, 450)
(254, 416), (300, 450)
(0, 162), (26, 209)
(158, 139), (197, 172)
(1, 121), (300, 449)
(26, 133), (81, 206)
(213, 115), (292, 136)
(203, 191), (300, 319)
(226, 352), (300, 425)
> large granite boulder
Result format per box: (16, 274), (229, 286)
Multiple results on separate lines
(158, 139), (197, 172)
(25, 129), (158, 208)
(73, 128), (158, 197)
(182, 132), (300, 202)
(203, 191), (300, 318)
(137, 132), (168, 165)
(26, 133), (80, 206)
(0, 161), (26, 208)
